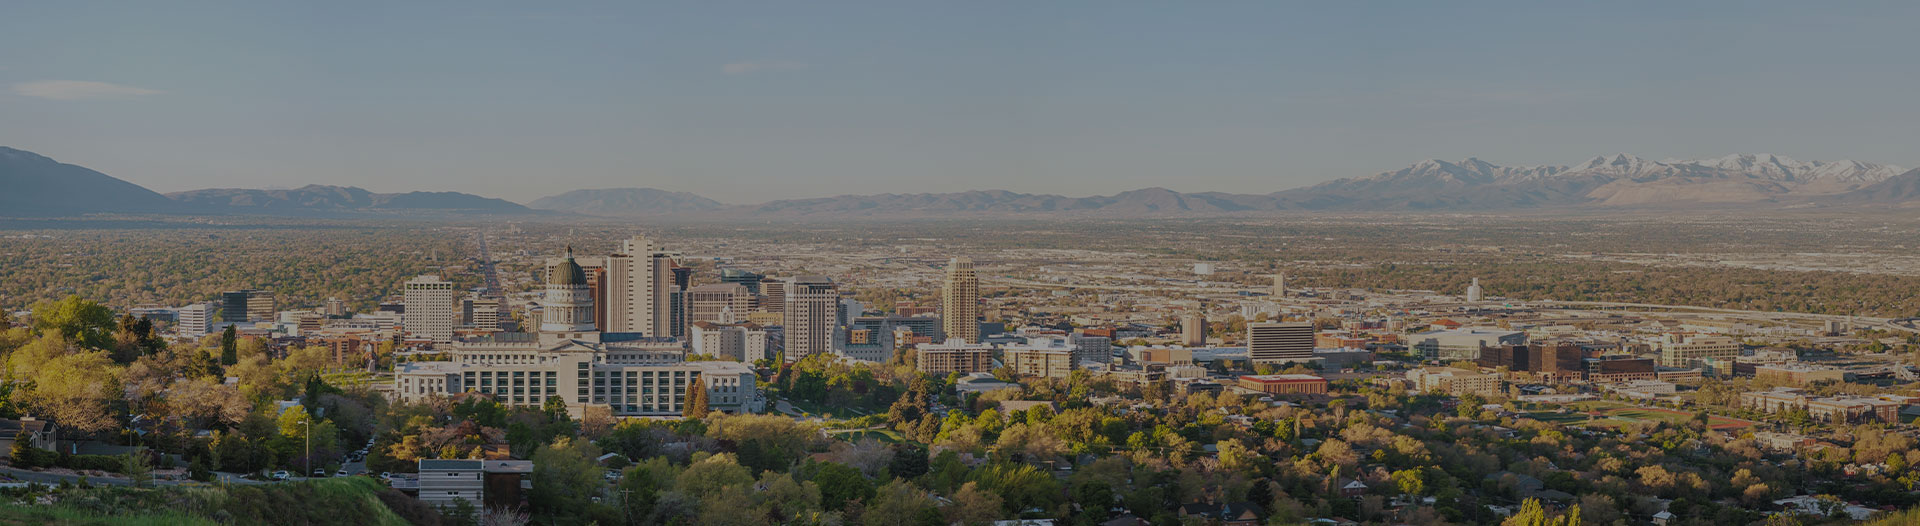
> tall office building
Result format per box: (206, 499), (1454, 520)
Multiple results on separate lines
(470, 298), (502, 331)
(668, 265), (693, 339)
(221, 289), (276, 323)
(784, 276), (838, 360)
(1465, 278), (1484, 302)
(760, 279), (787, 314)
(403, 275), (457, 343)
(1272, 273), (1287, 298)
(176, 303), (212, 338)
(1181, 311), (1207, 346)
(1247, 321), (1315, 364)
(605, 236), (673, 336)
(719, 268), (765, 295)
(688, 283), (754, 324)
(941, 257), (980, 344)
(325, 297), (347, 317)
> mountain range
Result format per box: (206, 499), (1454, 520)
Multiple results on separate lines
(167, 185), (536, 215)
(5, 146), (1918, 218)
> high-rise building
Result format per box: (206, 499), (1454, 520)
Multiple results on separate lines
(719, 268), (765, 295)
(667, 285), (687, 339)
(1181, 311), (1207, 346)
(176, 303), (212, 339)
(325, 297), (347, 317)
(760, 279), (787, 314)
(221, 289), (276, 323)
(1272, 273), (1287, 298)
(1465, 278), (1484, 302)
(688, 283), (753, 324)
(403, 275), (457, 344)
(605, 236), (673, 336)
(784, 276), (837, 360)
(941, 257), (980, 344)
(1247, 321), (1315, 364)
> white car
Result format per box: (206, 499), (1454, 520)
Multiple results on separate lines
(271, 471), (290, 480)
(336, 469), (349, 477)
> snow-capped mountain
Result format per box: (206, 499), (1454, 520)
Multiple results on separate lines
(1271, 153), (1910, 210)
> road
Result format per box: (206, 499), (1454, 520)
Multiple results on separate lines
(474, 231), (503, 298)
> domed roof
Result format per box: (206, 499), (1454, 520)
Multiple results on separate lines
(551, 246), (587, 286)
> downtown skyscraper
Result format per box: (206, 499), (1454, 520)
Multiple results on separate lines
(941, 257), (980, 344)
(605, 235), (674, 337)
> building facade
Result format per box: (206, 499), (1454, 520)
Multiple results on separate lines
(392, 248), (764, 418)
(915, 337), (994, 375)
(403, 275), (456, 344)
(783, 276), (838, 360)
(1238, 374), (1329, 395)
(1247, 322), (1315, 364)
(941, 257), (980, 344)
(1003, 336), (1076, 379)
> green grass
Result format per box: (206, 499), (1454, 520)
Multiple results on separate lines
(320, 371), (378, 388)
(0, 476), (416, 526)
(0, 501), (220, 526)
(833, 429), (905, 444)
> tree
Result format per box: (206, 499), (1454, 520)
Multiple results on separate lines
(220, 325), (238, 366)
(813, 461), (874, 512)
(948, 481), (1003, 526)
(530, 436), (605, 521)
(123, 450), (153, 487)
(7, 339), (123, 434)
(30, 296), (114, 350)
(865, 479), (943, 526)
(684, 376), (710, 419)
(677, 452), (752, 500)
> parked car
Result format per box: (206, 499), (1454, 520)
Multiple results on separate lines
(313, 469), (327, 477)
(336, 469), (349, 477)
(271, 471), (290, 480)
(379, 472), (391, 480)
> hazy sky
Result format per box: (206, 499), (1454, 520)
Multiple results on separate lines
(4, 2), (1918, 204)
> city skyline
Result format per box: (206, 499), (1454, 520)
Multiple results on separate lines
(6, 2), (1920, 203)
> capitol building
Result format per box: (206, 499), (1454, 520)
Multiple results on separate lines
(394, 247), (763, 417)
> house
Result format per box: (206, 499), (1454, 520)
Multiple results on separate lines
(0, 417), (57, 452)
(1177, 502), (1264, 526)
(1651, 511), (1673, 525)
(1339, 479), (1369, 498)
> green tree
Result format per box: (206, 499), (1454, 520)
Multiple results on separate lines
(530, 436), (606, 522)
(813, 461), (874, 512)
(29, 296), (114, 350)
(220, 325), (238, 366)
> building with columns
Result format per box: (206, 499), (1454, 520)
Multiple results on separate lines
(393, 247), (763, 418)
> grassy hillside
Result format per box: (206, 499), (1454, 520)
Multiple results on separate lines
(0, 477), (433, 526)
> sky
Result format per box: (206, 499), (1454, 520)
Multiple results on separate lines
(4, 2), (1919, 204)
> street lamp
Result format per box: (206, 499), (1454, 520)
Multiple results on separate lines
(299, 416), (311, 478)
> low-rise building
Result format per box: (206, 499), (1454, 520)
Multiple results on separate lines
(1406, 367), (1502, 398)
(1754, 364), (1847, 385)
(1237, 374), (1330, 395)
(915, 338), (995, 375)
(1407, 328), (1526, 361)
(1003, 336), (1076, 379)
(417, 459), (532, 510)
